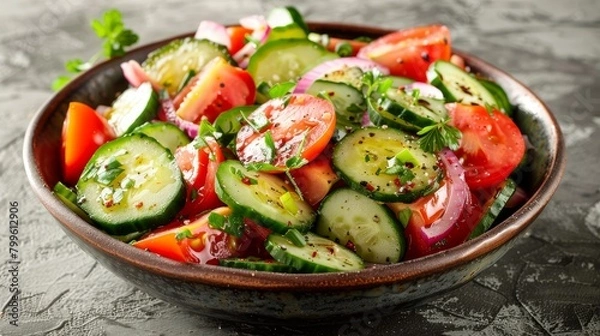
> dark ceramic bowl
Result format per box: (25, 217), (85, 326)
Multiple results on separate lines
(23, 22), (565, 323)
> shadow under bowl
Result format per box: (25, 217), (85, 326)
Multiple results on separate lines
(23, 22), (565, 324)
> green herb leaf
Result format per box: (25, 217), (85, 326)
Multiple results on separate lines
(417, 119), (462, 153)
(51, 75), (72, 91)
(263, 131), (277, 163)
(175, 228), (193, 242)
(53, 9), (139, 91)
(354, 36), (373, 43)
(268, 81), (295, 98)
(208, 212), (244, 237)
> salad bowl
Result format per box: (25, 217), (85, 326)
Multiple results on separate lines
(23, 22), (565, 323)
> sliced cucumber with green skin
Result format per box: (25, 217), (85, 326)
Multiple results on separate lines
(366, 94), (420, 132)
(77, 133), (185, 235)
(321, 66), (365, 90)
(214, 160), (315, 234)
(469, 179), (517, 239)
(387, 75), (414, 88)
(479, 78), (513, 116)
(53, 181), (90, 220)
(265, 232), (364, 273)
(333, 127), (443, 202)
(107, 82), (159, 136)
(427, 60), (497, 108)
(316, 188), (405, 264)
(213, 105), (259, 147)
(248, 39), (337, 102)
(132, 121), (190, 154)
(266, 23), (307, 42)
(267, 6), (310, 34)
(219, 257), (296, 272)
(306, 80), (365, 128)
(378, 87), (447, 128)
(142, 37), (233, 96)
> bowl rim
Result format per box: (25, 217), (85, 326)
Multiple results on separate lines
(23, 22), (566, 291)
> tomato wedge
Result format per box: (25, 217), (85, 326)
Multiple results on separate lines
(235, 94), (336, 169)
(61, 102), (115, 185)
(357, 25), (451, 82)
(288, 146), (339, 207)
(174, 57), (255, 123)
(227, 26), (253, 55)
(133, 207), (240, 264)
(448, 103), (525, 189)
(175, 140), (225, 217)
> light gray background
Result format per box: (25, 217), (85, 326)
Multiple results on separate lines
(1, 0), (599, 335)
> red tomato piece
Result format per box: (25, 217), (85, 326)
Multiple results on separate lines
(235, 94), (336, 169)
(288, 147), (339, 207)
(134, 207), (239, 264)
(175, 140), (225, 218)
(448, 103), (526, 189)
(227, 26), (253, 55)
(174, 57), (255, 123)
(357, 25), (451, 82)
(61, 102), (115, 185)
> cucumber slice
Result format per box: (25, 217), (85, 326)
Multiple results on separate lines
(142, 37), (233, 96)
(77, 133), (186, 235)
(321, 66), (365, 90)
(247, 39), (337, 101)
(367, 95), (420, 132)
(333, 127), (443, 202)
(107, 82), (159, 136)
(132, 121), (190, 154)
(219, 257), (296, 272)
(306, 80), (365, 128)
(316, 188), (405, 264)
(213, 105), (258, 147)
(378, 87), (447, 128)
(469, 179), (517, 239)
(479, 78), (513, 116)
(214, 160), (315, 234)
(265, 232), (364, 273)
(53, 181), (91, 220)
(387, 75), (414, 88)
(266, 23), (307, 42)
(267, 6), (310, 34)
(427, 60), (497, 108)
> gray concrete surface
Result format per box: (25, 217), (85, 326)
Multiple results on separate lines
(1, 0), (599, 335)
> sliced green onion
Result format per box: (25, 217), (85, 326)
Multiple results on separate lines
(280, 191), (299, 215)
(284, 228), (307, 247)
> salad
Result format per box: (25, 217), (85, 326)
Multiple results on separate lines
(54, 7), (527, 273)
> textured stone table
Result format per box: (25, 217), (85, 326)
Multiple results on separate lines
(1, 0), (599, 335)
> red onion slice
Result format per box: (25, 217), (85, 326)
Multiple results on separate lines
(239, 15), (267, 30)
(194, 20), (231, 49)
(420, 149), (470, 243)
(120, 60), (162, 92)
(158, 92), (198, 139)
(293, 57), (389, 94)
(233, 25), (271, 67)
(361, 111), (374, 127)
(402, 82), (444, 100)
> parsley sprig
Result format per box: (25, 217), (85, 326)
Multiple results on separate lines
(52, 9), (139, 91)
(362, 69), (393, 97)
(417, 119), (462, 153)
